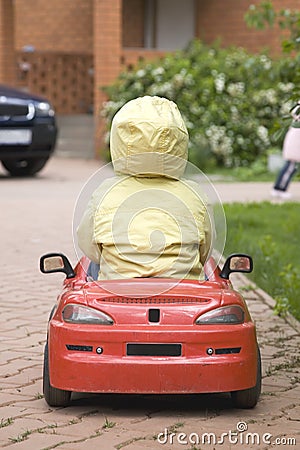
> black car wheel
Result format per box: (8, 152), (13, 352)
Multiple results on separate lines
(231, 346), (262, 409)
(2, 157), (49, 177)
(43, 342), (71, 407)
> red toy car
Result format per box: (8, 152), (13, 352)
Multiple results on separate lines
(40, 252), (261, 409)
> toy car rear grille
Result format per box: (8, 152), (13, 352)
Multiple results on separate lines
(66, 344), (93, 352)
(99, 297), (210, 304)
(215, 347), (241, 355)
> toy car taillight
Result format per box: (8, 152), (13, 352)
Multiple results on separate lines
(62, 304), (114, 325)
(195, 305), (244, 325)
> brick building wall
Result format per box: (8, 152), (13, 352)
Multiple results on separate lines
(14, 0), (94, 114)
(196, 0), (299, 55)
(0, 0), (15, 84)
(122, 0), (145, 47)
(85, 0), (300, 154)
(14, 0), (93, 53)
(94, 0), (122, 150)
(0, 0), (299, 153)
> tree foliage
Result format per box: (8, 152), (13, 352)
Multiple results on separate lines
(245, 1), (300, 54)
(245, 1), (300, 108)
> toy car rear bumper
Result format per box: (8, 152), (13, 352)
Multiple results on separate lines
(48, 322), (258, 394)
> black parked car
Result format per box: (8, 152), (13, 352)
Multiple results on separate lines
(0, 84), (57, 176)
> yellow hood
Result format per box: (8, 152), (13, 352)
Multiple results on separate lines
(110, 96), (189, 179)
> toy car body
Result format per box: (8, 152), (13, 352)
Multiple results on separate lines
(40, 253), (261, 409)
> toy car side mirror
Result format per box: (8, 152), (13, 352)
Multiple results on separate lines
(219, 254), (253, 280)
(40, 253), (75, 279)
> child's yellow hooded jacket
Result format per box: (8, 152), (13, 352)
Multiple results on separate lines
(77, 96), (212, 280)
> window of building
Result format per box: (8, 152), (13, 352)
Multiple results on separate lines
(145, 0), (195, 50)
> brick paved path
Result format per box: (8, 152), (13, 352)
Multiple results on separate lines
(0, 158), (299, 450)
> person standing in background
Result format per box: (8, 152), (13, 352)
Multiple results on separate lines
(271, 102), (300, 199)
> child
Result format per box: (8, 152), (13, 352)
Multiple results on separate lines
(77, 96), (212, 280)
(272, 101), (300, 199)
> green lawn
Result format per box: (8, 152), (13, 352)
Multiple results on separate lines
(223, 202), (300, 321)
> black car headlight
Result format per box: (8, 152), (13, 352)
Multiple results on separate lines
(35, 101), (55, 117)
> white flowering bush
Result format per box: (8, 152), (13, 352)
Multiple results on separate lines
(102, 40), (298, 169)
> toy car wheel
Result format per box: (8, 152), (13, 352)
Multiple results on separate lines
(43, 343), (71, 407)
(231, 346), (262, 409)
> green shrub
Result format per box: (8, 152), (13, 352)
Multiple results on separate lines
(102, 40), (298, 170)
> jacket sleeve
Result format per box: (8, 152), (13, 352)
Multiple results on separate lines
(199, 208), (213, 265)
(77, 197), (101, 263)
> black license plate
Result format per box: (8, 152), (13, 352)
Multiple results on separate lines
(126, 343), (182, 357)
